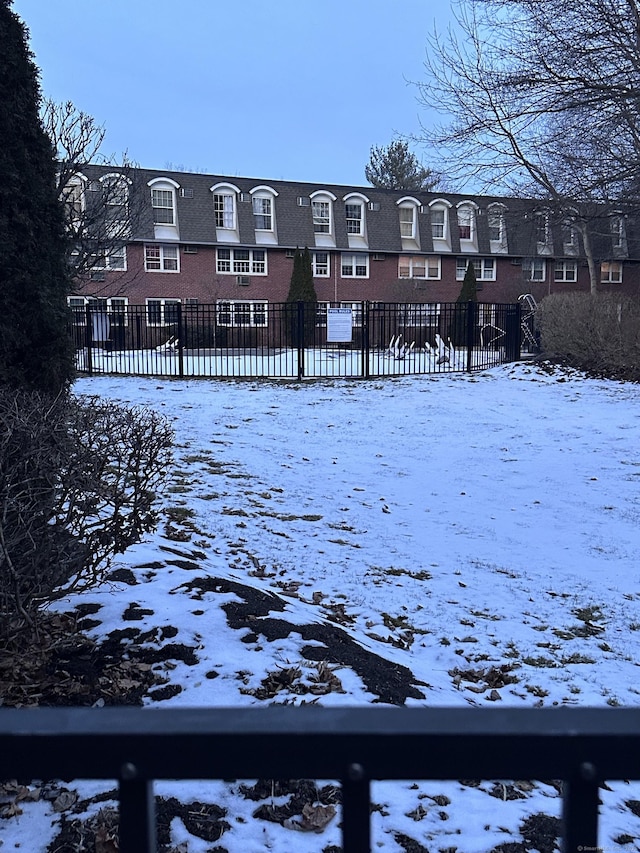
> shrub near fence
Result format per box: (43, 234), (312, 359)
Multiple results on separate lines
(70, 301), (522, 379)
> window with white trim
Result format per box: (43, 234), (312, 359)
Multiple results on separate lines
(601, 261), (623, 283)
(312, 252), (329, 277)
(341, 253), (368, 278)
(151, 188), (175, 225)
(147, 298), (180, 326)
(313, 200), (331, 233)
(456, 258), (495, 281)
(523, 258), (546, 281)
(399, 206), (415, 239)
(92, 246), (127, 271)
(216, 248), (267, 275)
(214, 193), (235, 229)
(253, 196), (272, 231)
(431, 208), (446, 239)
(611, 216), (625, 249)
(102, 174), (130, 237)
(535, 212), (550, 246)
(62, 179), (84, 222)
(145, 244), (179, 272)
(554, 260), (577, 282)
(399, 256), (441, 279)
(68, 296), (129, 325)
(216, 300), (268, 327)
(457, 206), (474, 240)
(345, 202), (363, 235)
(315, 301), (330, 326)
(488, 204), (507, 244)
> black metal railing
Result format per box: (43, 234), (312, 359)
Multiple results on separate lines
(69, 301), (523, 379)
(1, 706), (638, 852)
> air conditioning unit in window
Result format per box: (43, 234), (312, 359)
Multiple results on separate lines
(183, 245), (198, 253)
(285, 249), (296, 258)
(237, 275), (251, 286)
(90, 271), (106, 282)
(372, 253), (385, 261)
(179, 188), (194, 198)
(368, 202), (380, 211)
(185, 298), (199, 308)
(297, 197), (311, 207)
(510, 258), (522, 265)
(239, 192), (251, 203)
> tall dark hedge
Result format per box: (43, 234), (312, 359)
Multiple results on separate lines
(0, 0), (74, 394)
(286, 247), (318, 303)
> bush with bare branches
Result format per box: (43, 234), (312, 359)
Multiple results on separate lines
(0, 391), (173, 643)
(537, 292), (640, 380)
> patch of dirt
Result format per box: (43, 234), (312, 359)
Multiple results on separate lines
(181, 575), (426, 705)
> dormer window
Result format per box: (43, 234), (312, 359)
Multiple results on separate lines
(148, 177), (180, 239)
(313, 201), (330, 232)
(457, 207), (472, 240)
(456, 202), (479, 251)
(101, 173), (130, 237)
(345, 203), (363, 235)
(250, 186), (278, 243)
(253, 196), (272, 231)
(399, 206), (415, 238)
(214, 192), (235, 229)
(611, 215), (625, 250)
(535, 211), (551, 249)
(487, 203), (508, 252)
(61, 175), (86, 223)
(431, 208), (445, 239)
(152, 188), (174, 225)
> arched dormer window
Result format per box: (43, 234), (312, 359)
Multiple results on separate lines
(397, 196), (421, 248)
(148, 177), (180, 240)
(100, 173), (130, 237)
(310, 190), (337, 247)
(343, 192), (369, 248)
(61, 172), (87, 223)
(428, 198), (452, 249)
(250, 185), (278, 244)
(610, 213), (627, 255)
(211, 182), (240, 237)
(487, 203), (508, 251)
(456, 201), (479, 250)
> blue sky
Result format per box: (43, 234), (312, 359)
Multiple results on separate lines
(12, 0), (453, 186)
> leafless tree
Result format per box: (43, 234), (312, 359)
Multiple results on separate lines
(43, 100), (146, 292)
(418, 0), (640, 292)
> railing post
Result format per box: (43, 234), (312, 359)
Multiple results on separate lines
(342, 762), (371, 853)
(119, 763), (156, 853)
(466, 300), (476, 372)
(562, 762), (599, 853)
(85, 304), (94, 375)
(361, 301), (370, 379)
(297, 300), (305, 381)
(176, 302), (184, 378)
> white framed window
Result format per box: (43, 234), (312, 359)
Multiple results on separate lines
(315, 301), (330, 327)
(101, 174), (130, 237)
(341, 253), (369, 278)
(456, 257), (495, 281)
(523, 258), (546, 281)
(535, 211), (551, 246)
(253, 196), (272, 231)
(151, 188), (175, 225)
(601, 261), (623, 283)
(62, 177), (85, 222)
(404, 303), (440, 325)
(68, 296), (129, 325)
(554, 260), (577, 282)
(431, 208), (445, 239)
(92, 246), (127, 271)
(312, 200), (331, 233)
(216, 248), (267, 275)
(488, 203), (507, 247)
(214, 193), (235, 229)
(313, 252), (329, 277)
(399, 206), (415, 239)
(345, 202), (363, 235)
(457, 205), (474, 240)
(216, 300), (268, 327)
(147, 298), (180, 326)
(611, 216), (625, 249)
(145, 244), (179, 272)
(399, 255), (441, 279)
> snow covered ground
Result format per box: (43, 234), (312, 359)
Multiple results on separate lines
(2, 361), (640, 851)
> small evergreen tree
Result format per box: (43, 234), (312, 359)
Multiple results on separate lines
(286, 248), (317, 347)
(457, 261), (478, 303)
(365, 140), (439, 191)
(0, 0), (74, 395)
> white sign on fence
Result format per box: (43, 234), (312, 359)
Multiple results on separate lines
(326, 307), (353, 343)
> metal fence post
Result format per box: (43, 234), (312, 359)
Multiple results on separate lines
(562, 762), (599, 853)
(177, 302), (184, 378)
(361, 301), (370, 379)
(85, 304), (94, 375)
(466, 300), (476, 372)
(119, 764), (156, 853)
(297, 301), (305, 381)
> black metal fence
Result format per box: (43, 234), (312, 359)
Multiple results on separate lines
(70, 301), (525, 379)
(1, 706), (637, 852)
